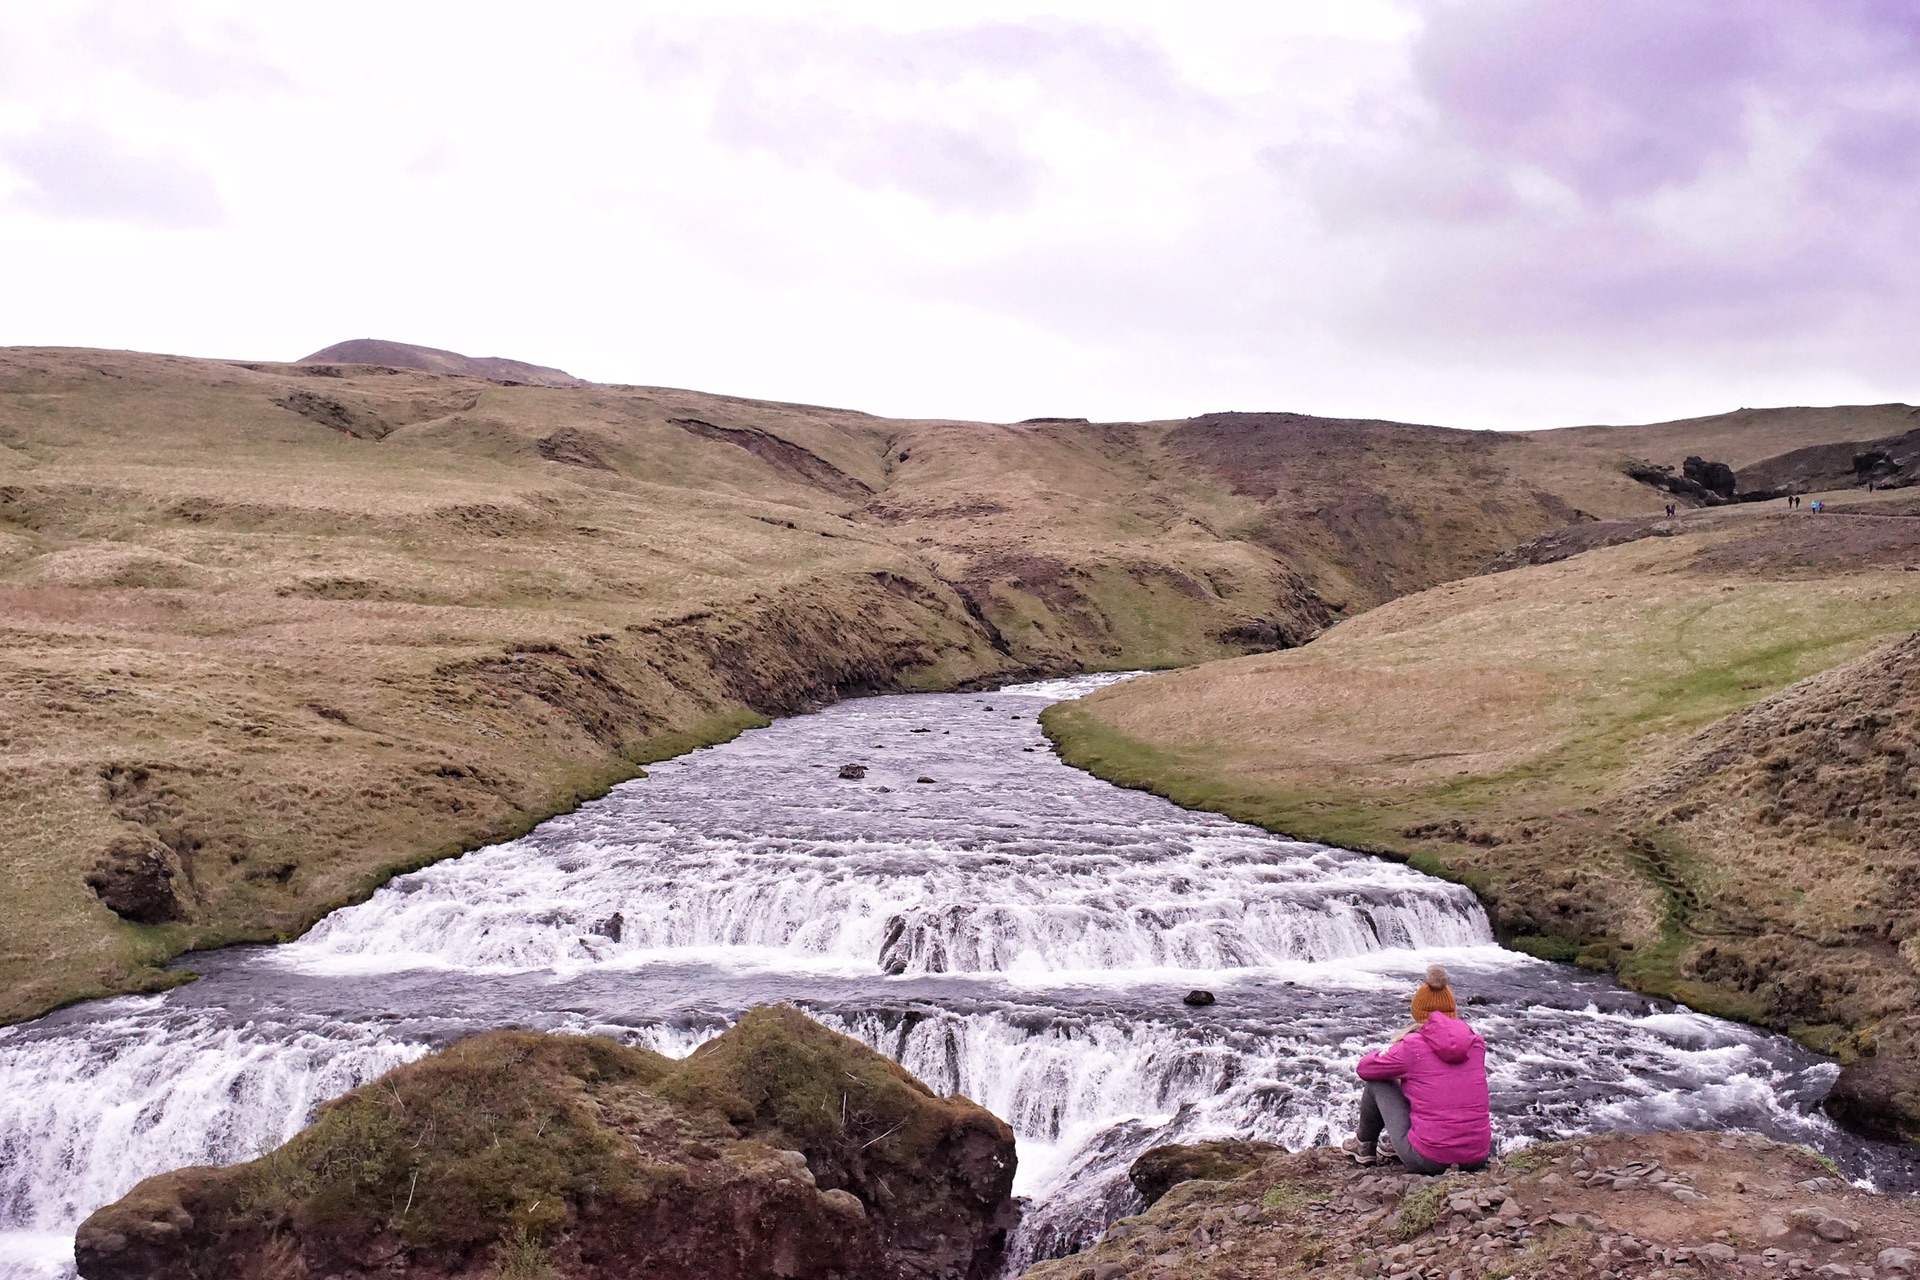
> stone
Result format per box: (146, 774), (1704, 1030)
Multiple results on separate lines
(1881, 1247), (1920, 1273)
(74, 1009), (1017, 1280)
(818, 1188), (865, 1218)
(1698, 1243), (1739, 1263)
(1183, 989), (1216, 1007)
(84, 834), (194, 924)
(1127, 1139), (1280, 1206)
(1815, 1218), (1859, 1243)
(837, 763), (867, 779)
(915, 775), (936, 783)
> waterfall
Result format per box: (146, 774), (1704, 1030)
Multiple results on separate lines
(0, 675), (1888, 1278)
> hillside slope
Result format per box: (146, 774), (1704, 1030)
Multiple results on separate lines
(297, 338), (586, 387)
(1044, 501), (1920, 1136)
(1, 344), (1908, 1024)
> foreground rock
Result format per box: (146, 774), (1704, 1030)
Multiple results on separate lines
(75, 1007), (1017, 1280)
(1023, 1132), (1920, 1280)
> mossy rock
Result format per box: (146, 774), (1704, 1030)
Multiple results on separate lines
(1127, 1139), (1281, 1206)
(75, 1006), (1017, 1280)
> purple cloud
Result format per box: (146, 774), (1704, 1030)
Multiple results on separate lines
(636, 19), (1208, 215)
(2, 121), (223, 228)
(1277, 0), (1920, 362)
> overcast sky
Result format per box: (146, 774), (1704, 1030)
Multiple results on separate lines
(1, 1), (1915, 429)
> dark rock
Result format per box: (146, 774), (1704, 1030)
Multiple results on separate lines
(76, 1008), (1017, 1280)
(1217, 618), (1305, 651)
(838, 763), (867, 779)
(1682, 456), (1738, 499)
(917, 776), (937, 784)
(1128, 1139), (1280, 1207)
(1183, 989), (1216, 1007)
(1825, 1055), (1920, 1142)
(84, 834), (193, 924)
(590, 911), (624, 942)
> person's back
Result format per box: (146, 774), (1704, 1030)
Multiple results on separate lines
(1355, 1012), (1491, 1168)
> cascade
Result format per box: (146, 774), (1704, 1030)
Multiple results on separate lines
(0, 675), (1897, 1278)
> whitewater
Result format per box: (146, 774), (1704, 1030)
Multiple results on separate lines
(0, 674), (1909, 1277)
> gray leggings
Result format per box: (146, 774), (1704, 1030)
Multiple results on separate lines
(1356, 1080), (1454, 1175)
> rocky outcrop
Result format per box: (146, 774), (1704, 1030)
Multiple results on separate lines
(75, 1007), (1017, 1280)
(1622, 456), (1767, 504)
(1022, 1132), (1920, 1280)
(83, 834), (194, 924)
(1128, 1139), (1277, 1207)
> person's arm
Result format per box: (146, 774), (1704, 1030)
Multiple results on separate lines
(1356, 1037), (1413, 1081)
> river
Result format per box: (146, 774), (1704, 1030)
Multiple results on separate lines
(0, 674), (1910, 1277)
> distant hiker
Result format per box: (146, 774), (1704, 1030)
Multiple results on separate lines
(1342, 1011), (1491, 1174)
(1664, 503), (1675, 518)
(1411, 964), (1456, 1024)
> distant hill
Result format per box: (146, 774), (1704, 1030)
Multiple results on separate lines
(297, 338), (585, 388)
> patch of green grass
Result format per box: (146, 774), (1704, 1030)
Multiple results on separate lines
(1507, 934), (1584, 962)
(1260, 1180), (1330, 1212)
(1394, 1178), (1457, 1239)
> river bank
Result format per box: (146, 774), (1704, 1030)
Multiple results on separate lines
(1042, 506), (1920, 1141)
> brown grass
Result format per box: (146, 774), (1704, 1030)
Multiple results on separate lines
(1049, 509), (1920, 1043)
(4, 344), (1909, 1023)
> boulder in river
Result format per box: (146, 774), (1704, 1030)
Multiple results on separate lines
(1182, 989), (1215, 1007)
(75, 1006), (1018, 1280)
(838, 763), (867, 779)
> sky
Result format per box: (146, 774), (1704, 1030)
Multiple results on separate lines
(1, 0), (1916, 430)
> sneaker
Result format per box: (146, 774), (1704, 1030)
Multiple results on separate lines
(1377, 1133), (1401, 1164)
(1340, 1138), (1377, 1165)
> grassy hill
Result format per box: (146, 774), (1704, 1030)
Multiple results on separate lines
(1045, 496), (1920, 1136)
(1, 342), (1911, 1029)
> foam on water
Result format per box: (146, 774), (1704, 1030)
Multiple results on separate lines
(0, 674), (1903, 1276)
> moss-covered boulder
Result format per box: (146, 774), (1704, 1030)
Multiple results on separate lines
(74, 1007), (1017, 1280)
(1127, 1139), (1281, 1207)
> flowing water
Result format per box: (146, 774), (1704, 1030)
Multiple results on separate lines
(1, 674), (1913, 1277)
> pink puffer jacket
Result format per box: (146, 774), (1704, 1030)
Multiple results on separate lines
(1355, 1010), (1491, 1165)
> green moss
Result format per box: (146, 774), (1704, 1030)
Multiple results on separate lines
(1260, 1180), (1329, 1212)
(1507, 934), (1584, 962)
(1395, 1178), (1456, 1239)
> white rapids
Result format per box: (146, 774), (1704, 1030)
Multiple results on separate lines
(0, 673), (1895, 1278)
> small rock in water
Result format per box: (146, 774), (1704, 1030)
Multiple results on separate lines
(838, 764), (867, 779)
(1184, 990), (1216, 1006)
(916, 776), (936, 784)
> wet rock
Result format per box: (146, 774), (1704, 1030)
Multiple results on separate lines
(1183, 990), (1215, 1007)
(1826, 1055), (1920, 1142)
(1128, 1139), (1280, 1207)
(917, 776), (937, 783)
(837, 763), (867, 779)
(84, 834), (194, 924)
(75, 1008), (1016, 1280)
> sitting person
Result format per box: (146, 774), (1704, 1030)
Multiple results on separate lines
(1411, 964), (1456, 1024)
(1342, 1010), (1491, 1173)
